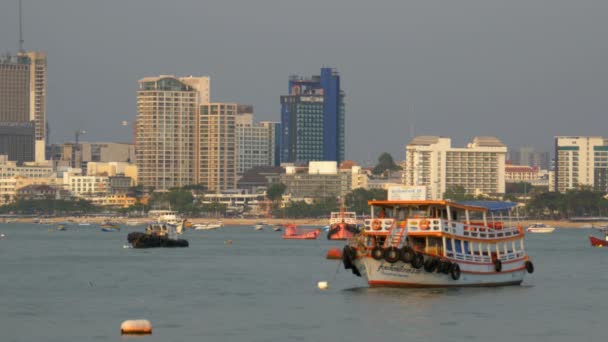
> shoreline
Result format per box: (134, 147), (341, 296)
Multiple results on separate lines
(2, 216), (604, 228)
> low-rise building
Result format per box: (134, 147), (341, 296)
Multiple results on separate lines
(89, 194), (137, 208)
(505, 164), (541, 183)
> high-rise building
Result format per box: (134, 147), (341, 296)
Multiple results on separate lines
(554, 136), (608, 192)
(260, 121), (281, 167)
(0, 55), (30, 123)
(136, 75), (209, 190)
(404, 136), (507, 199)
(0, 52), (47, 162)
(280, 68), (345, 164)
(0, 122), (34, 163)
(20, 52), (47, 162)
(198, 103), (237, 193)
(235, 106), (271, 176)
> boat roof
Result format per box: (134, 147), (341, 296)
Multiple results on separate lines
(367, 200), (517, 213)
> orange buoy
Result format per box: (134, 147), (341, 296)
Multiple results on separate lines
(326, 248), (342, 260)
(121, 319), (152, 335)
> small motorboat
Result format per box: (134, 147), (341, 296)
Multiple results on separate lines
(254, 223), (265, 231)
(526, 223), (555, 233)
(272, 225), (282, 232)
(282, 225), (321, 240)
(194, 222), (223, 230)
(56, 224), (67, 231)
(589, 227), (608, 247)
(100, 221), (121, 232)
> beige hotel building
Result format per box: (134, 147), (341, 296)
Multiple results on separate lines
(404, 136), (507, 199)
(136, 75), (237, 192)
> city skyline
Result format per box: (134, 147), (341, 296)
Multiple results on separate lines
(1, 0), (608, 164)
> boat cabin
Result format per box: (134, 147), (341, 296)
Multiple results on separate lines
(359, 200), (525, 265)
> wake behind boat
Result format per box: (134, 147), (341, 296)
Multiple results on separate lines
(342, 200), (534, 287)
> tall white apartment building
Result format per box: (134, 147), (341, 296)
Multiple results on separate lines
(404, 136), (507, 199)
(136, 75), (209, 190)
(198, 103), (237, 193)
(236, 111), (271, 176)
(554, 136), (608, 192)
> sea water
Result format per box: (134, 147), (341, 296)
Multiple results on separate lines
(0, 224), (605, 341)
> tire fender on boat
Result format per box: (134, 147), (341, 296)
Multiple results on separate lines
(371, 246), (385, 260)
(494, 260), (502, 272)
(411, 252), (424, 269)
(384, 247), (400, 264)
(449, 263), (461, 280)
(525, 260), (534, 274)
(423, 258), (438, 272)
(399, 246), (414, 263)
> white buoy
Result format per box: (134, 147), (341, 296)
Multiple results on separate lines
(121, 120), (129, 126)
(121, 319), (152, 335)
(317, 281), (329, 290)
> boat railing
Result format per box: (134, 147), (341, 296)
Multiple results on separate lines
(363, 218), (395, 234)
(408, 219), (522, 239)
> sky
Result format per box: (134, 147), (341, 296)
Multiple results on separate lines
(1, 0), (607, 165)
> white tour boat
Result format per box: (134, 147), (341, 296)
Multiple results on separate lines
(194, 221), (223, 230)
(526, 223), (555, 233)
(342, 200), (534, 287)
(156, 213), (186, 234)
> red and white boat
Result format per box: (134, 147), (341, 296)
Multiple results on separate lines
(342, 200), (535, 287)
(589, 227), (608, 247)
(282, 225), (321, 240)
(327, 209), (360, 240)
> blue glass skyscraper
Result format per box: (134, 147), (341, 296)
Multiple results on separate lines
(280, 68), (345, 164)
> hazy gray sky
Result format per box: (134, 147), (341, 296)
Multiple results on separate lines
(1, 0), (607, 165)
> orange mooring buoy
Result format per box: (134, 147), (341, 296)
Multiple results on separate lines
(326, 248), (342, 260)
(121, 319), (152, 335)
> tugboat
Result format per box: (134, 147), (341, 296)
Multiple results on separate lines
(341, 200), (534, 287)
(327, 208), (360, 240)
(127, 223), (189, 248)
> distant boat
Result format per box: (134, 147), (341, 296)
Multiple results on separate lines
(282, 225), (321, 240)
(100, 221), (120, 232)
(589, 227), (608, 247)
(78, 222), (91, 226)
(254, 223), (265, 231)
(272, 225), (282, 232)
(526, 223), (555, 233)
(127, 223), (188, 248)
(56, 224), (67, 231)
(194, 222), (223, 230)
(125, 220), (140, 226)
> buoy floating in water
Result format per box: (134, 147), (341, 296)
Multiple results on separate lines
(225, 240), (233, 245)
(325, 248), (342, 260)
(317, 281), (329, 290)
(121, 319), (152, 335)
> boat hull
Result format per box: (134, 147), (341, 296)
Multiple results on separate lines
(527, 228), (555, 233)
(353, 257), (526, 288)
(589, 235), (608, 247)
(127, 232), (189, 248)
(327, 223), (359, 240)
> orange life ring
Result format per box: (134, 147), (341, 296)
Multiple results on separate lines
(371, 219), (382, 231)
(420, 219), (430, 230)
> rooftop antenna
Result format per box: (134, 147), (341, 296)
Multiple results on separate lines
(18, 0), (25, 53)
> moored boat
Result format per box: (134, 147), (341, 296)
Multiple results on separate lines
(282, 225), (321, 240)
(127, 223), (188, 248)
(526, 223), (555, 233)
(194, 221), (223, 230)
(100, 221), (120, 232)
(589, 227), (608, 247)
(342, 200), (534, 287)
(327, 209), (360, 240)
(254, 222), (265, 231)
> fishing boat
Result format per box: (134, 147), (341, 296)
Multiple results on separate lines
(282, 225), (321, 240)
(526, 223), (555, 233)
(341, 200), (535, 287)
(327, 209), (360, 240)
(127, 223), (188, 248)
(589, 227), (608, 247)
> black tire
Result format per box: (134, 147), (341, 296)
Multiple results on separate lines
(525, 260), (534, 274)
(411, 253), (424, 269)
(400, 246), (414, 263)
(371, 246), (385, 260)
(449, 263), (461, 280)
(494, 260), (502, 272)
(438, 260), (451, 274)
(384, 247), (400, 264)
(423, 258), (438, 272)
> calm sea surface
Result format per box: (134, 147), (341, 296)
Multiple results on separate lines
(0, 223), (606, 342)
